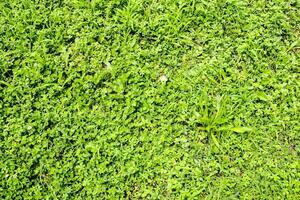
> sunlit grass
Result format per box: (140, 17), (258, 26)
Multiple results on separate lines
(0, 0), (299, 199)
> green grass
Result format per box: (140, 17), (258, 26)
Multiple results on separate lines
(1, 0), (299, 199)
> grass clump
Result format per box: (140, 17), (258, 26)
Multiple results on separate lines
(0, 0), (299, 199)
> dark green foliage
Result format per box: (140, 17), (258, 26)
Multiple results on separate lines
(0, 0), (299, 199)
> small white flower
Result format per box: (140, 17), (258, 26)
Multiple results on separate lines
(105, 62), (112, 70)
(159, 74), (168, 82)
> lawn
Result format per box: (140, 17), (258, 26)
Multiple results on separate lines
(0, 0), (299, 199)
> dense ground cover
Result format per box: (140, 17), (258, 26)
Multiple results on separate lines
(1, 0), (299, 199)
